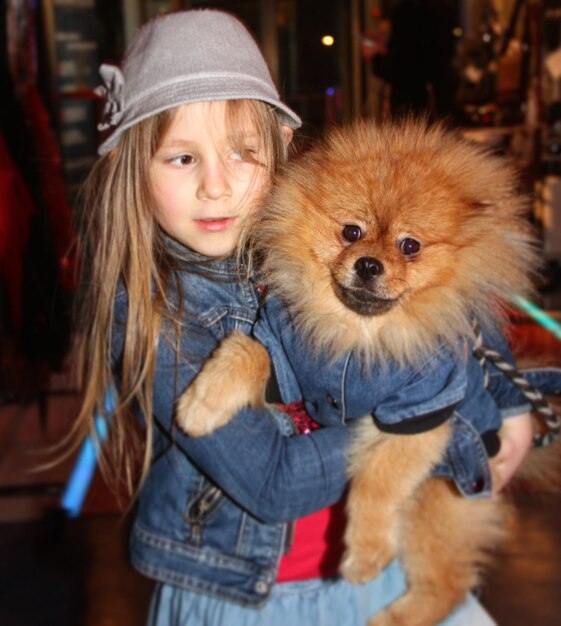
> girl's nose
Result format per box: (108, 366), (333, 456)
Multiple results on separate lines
(196, 161), (232, 200)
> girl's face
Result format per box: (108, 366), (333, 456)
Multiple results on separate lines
(149, 101), (270, 257)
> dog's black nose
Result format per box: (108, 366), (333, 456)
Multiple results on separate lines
(354, 257), (384, 282)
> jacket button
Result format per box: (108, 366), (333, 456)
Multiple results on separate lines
(326, 395), (340, 409)
(255, 581), (268, 594)
(471, 477), (485, 493)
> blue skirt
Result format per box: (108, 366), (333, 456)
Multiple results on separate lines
(146, 561), (496, 626)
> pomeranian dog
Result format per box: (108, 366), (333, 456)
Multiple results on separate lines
(176, 119), (559, 626)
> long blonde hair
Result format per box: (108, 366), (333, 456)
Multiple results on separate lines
(72, 100), (291, 499)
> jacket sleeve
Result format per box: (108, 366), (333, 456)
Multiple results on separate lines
(113, 294), (350, 525)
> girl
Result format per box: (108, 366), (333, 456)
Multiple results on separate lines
(74, 9), (522, 626)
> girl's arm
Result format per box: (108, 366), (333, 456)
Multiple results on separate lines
(144, 316), (350, 525)
(159, 404), (349, 523)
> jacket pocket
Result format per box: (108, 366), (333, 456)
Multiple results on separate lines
(185, 482), (225, 546)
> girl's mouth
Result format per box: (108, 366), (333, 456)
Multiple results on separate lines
(194, 217), (236, 232)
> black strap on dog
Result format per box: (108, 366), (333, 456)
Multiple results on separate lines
(373, 405), (455, 435)
(472, 320), (560, 448)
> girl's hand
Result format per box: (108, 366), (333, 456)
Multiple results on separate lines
(493, 412), (534, 492)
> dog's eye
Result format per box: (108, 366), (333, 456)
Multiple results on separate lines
(399, 238), (421, 257)
(342, 225), (363, 242)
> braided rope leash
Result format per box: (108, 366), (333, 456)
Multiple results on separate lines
(472, 321), (560, 448)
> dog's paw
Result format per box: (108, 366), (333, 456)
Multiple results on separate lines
(340, 551), (375, 584)
(175, 331), (270, 437)
(339, 539), (395, 584)
(176, 381), (232, 437)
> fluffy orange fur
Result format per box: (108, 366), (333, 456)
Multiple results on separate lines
(177, 119), (549, 626)
(256, 119), (539, 366)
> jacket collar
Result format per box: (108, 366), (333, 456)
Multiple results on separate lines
(161, 230), (240, 275)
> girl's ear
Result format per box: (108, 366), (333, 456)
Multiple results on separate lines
(281, 125), (294, 147)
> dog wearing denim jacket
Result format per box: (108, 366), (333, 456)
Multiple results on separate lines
(177, 119), (561, 626)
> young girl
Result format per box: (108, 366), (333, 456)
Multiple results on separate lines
(74, 9), (525, 626)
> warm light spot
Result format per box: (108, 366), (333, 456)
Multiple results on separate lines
(453, 27), (463, 38)
(322, 35), (335, 46)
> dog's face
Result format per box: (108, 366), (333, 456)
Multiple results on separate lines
(260, 120), (536, 360)
(332, 222), (425, 315)
(324, 179), (467, 318)
(279, 141), (473, 320)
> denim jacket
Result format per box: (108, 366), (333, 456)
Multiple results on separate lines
(253, 296), (561, 499)
(115, 236), (561, 606)
(111, 237), (351, 607)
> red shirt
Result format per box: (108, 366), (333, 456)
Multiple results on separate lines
(275, 402), (347, 582)
(277, 500), (346, 582)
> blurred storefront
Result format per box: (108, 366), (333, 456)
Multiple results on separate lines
(2, 0), (561, 387)
(7, 1), (561, 186)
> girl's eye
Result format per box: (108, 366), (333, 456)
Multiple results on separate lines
(342, 224), (363, 242)
(169, 154), (195, 167)
(399, 237), (421, 257)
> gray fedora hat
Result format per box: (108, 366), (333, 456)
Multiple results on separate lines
(96, 9), (301, 155)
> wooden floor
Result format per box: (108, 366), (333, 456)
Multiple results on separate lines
(0, 310), (560, 625)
